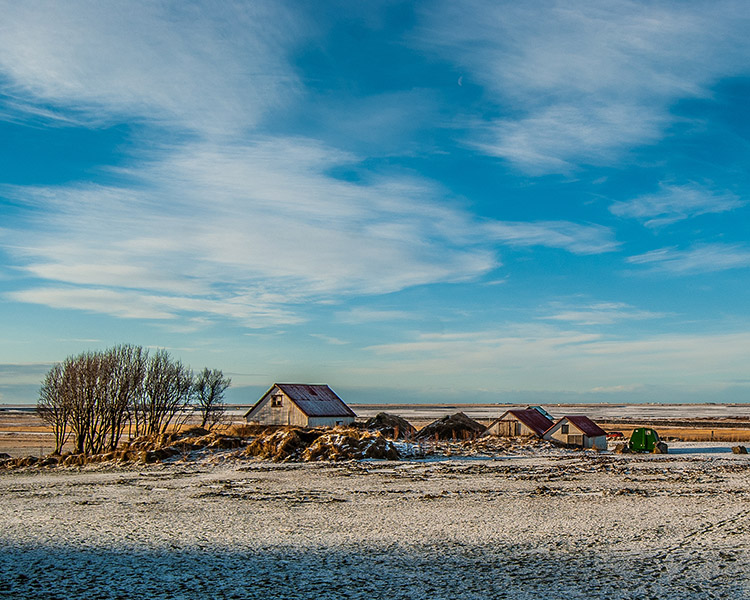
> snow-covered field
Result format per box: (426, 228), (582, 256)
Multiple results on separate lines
(2, 444), (750, 599)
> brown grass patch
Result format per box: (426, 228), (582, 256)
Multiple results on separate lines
(605, 424), (750, 442)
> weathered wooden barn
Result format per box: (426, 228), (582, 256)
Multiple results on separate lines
(484, 409), (554, 438)
(544, 416), (608, 450)
(244, 383), (356, 427)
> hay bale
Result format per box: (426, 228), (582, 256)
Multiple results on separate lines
(363, 413), (417, 439)
(242, 426), (399, 462)
(206, 436), (244, 450)
(416, 412), (485, 441)
(301, 430), (399, 461)
(243, 427), (322, 461)
(179, 426), (210, 438)
(732, 445), (748, 454)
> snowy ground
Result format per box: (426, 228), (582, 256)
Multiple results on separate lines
(1, 445), (750, 600)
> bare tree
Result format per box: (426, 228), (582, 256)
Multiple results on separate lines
(37, 363), (71, 455)
(37, 345), (228, 455)
(141, 349), (194, 435)
(193, 368), (231, 429)
(105, 345), (147, 449)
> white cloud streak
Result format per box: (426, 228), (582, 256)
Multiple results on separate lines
(0, 1), (303, 134)
(627, 244), (750, 274)
(418, 0), (750, 173)
(0, 2), (640, 328)
(611, 183), (745, 227)
(541, 302), (664, 325)
(484, 220), (619, 254)
(2, 139), (498, 324)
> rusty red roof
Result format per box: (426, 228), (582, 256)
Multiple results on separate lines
(503, 409), (555, 436)
(245, 383), (356, 419)
(564, 415), (608, 437)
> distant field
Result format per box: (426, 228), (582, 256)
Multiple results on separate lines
(3, 402), (750, 457)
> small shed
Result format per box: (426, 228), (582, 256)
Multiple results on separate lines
(244, 383), (356, 427)
(484, 409), (554, 438)
(544, 416), (608, 450)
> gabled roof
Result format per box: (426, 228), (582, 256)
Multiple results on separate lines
(561, 415), (607, 438)
(244, 383), (356, 419)
(501, 409), (554, 436)
(526, 405), (554, 421)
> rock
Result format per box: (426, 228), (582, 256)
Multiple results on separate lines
(0, 453), (11, 460)
(732, 445), (748, 454)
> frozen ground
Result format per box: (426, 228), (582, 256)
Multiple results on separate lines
(2, 445), (750, 600)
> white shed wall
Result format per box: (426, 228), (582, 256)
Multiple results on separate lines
(246, 390), (309, 426)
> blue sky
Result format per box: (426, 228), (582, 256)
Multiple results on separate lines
(1, 0), (750, 405)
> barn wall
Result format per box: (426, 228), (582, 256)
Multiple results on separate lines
(486, 420), (514, 436)
(545, 427), (569, 445)
(246, 391), (309, 426)
(545, 422), (607, 449)
(308, 416), (355, 427)
(487, 416), (540, 437)
(585, 435), (607, 450)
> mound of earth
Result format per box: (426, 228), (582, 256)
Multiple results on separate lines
(0, 427), (247, 469)
(243, 427), (400, 462)
(363, 412), (417, 439)
(416, 412), (485, 441)
(302, 430), (399, 461)
(243, 428), (323, 461)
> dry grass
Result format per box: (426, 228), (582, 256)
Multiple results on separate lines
(3, 410), (750, 458)
(604, 424), (750, 442)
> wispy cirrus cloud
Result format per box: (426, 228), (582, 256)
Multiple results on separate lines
(483, 220), (619, 254)
(336, 307), (415, 324)
(7, 286), (302, 327)
(540, 302), (664, 325)
(611, 183), (744, 227)
(627, 244), (750, 274)
(309, 333), (349, 346)
(2, 139), (497, 325)
(418, 0), (750, 173)
(0, 1), (303, 133)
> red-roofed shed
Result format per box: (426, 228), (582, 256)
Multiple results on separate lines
(544, 416), (608, 450)
(244, 383), (356, 427)
(484, 409), (554, 438)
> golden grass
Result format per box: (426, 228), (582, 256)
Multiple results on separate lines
(605, 424), (750, 442)
(3, 412), (750, 458)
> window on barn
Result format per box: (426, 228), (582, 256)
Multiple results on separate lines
(561, 424), (569, 434)
(271, 395), (283, 407)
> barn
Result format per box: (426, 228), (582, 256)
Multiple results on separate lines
(244, 383), (356, 427)
(544, 416), (608, 450)
(484, 409), (554, 438)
